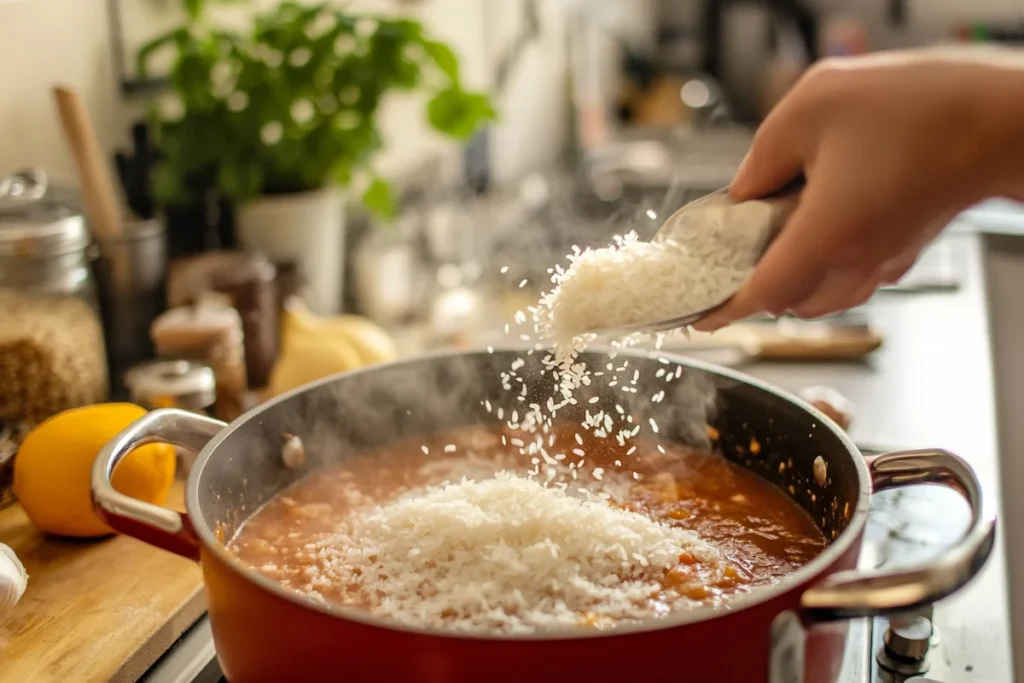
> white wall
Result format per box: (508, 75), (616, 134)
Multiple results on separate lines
(3, 0), (1023, 191)
(0, 0), (572, 190)
(0, 0), (124, 186)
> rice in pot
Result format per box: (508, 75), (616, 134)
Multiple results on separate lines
(300, 472), (726, 634)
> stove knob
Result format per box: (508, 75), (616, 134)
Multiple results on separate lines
(912, 603), (934, 622)
(884, 616), (933, 661)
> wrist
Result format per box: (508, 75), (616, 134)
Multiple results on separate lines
(969, 60), (1024, 202)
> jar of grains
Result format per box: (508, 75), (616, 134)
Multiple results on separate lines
(151, 296), (248, 422)
(0, 169), (109, 424)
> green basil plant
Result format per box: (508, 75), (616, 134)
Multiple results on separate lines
(138, 1), (496, 218)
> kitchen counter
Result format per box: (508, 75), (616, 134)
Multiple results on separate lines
(0, 480), (206, 683)
(747, 226), (1014, 681)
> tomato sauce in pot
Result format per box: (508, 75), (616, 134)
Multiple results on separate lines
(228, 424), (826, 628)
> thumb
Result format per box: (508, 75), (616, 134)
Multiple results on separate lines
(730, 107), (806, 202)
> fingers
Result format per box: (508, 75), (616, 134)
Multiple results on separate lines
(789, 268), (878, 319)
(797, 248), (923, 315)
(694, 245), (924, 331)
(788, 253), (913, 318)
(877, 251), (919, 284)
(730, 99), (808, 202)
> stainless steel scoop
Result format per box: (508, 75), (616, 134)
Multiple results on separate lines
(587, 176), (805, 336)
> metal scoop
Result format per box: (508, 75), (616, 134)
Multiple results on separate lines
(587, 176), (804, 336)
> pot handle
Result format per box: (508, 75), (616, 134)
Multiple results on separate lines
(800, 448), (997, 622)
(91, 408), (228, 561)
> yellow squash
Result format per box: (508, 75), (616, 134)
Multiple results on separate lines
(268, 299), (398, 397)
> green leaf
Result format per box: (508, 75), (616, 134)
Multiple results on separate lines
(217, 160), (264, 203)
(362, 177), (396, 219)
(427, 89), (496, 140)
(422, 40), (459, 81)
(184, 0), (204, 21)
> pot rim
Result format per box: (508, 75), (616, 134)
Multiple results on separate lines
(187, 344), (873, 640)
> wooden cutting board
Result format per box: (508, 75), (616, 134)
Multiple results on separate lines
(0, 482), (206, 683)
(660, 317), (883, 362)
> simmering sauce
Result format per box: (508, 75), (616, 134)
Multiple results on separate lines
(229, 424), (827, 628)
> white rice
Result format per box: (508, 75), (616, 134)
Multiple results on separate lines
(306, 472), (723, 634)
(484, 230), (714, 485)
(536, 230), (747, 345)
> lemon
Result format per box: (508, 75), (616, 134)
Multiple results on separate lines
(14, 403), (176, 538)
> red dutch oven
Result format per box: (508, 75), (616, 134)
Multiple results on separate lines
(92, 348), (995, 683)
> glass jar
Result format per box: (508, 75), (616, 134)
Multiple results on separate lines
(0, 169), (109, 424)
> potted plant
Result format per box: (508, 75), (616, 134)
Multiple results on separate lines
(138, 1), (495, 314)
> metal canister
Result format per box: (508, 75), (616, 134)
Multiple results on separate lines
(125, 359), (216, 413)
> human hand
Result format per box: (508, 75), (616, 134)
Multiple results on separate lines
(695, 47), (1024, 330)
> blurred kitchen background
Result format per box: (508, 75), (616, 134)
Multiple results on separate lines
(4, 1), (1024, 681)
(3, 0), (1023, 395)
(3, 0), (1024, 474)
(1, 0), (1023, 444)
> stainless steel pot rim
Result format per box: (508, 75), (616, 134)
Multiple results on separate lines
(187, 344), (873, 641)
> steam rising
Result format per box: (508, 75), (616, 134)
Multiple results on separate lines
(207, 175), (732, 534)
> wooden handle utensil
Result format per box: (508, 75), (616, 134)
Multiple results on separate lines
(52, 86), (124, 241)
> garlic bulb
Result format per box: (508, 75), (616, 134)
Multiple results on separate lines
(0, 542), (27, 612)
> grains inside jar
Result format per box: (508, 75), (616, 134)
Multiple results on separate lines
(0, 288), (108, 423)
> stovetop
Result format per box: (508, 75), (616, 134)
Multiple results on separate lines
(138, 460), (980, 683)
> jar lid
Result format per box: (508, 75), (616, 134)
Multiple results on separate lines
(0, 169), (89, 257)
(125, 359), (217, 411)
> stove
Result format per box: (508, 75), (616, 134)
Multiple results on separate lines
(138, 457), (983, 683)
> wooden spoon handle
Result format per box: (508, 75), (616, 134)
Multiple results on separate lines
(52, 86), (123, 241)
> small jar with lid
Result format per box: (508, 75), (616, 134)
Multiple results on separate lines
(125, 359), (217, 413)
(0, 168), (109, 424)
(125, 359), (216, 471)
(151, 296), (248, 422)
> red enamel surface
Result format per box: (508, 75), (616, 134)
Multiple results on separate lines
(202, 533), (862, 683)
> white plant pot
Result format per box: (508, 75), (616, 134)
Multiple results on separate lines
(236, 188), (345, 315)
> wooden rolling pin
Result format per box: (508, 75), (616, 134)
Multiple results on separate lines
(53, 85), (123, 241)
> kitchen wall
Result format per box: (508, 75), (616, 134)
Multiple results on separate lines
(809, 0), (1023, 48)
(0, 0), (571, 190)
(1, 0), (1023, 191)
(0, 0), (123, 187)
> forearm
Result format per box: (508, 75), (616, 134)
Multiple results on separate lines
(961, 48), (1024, 202)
